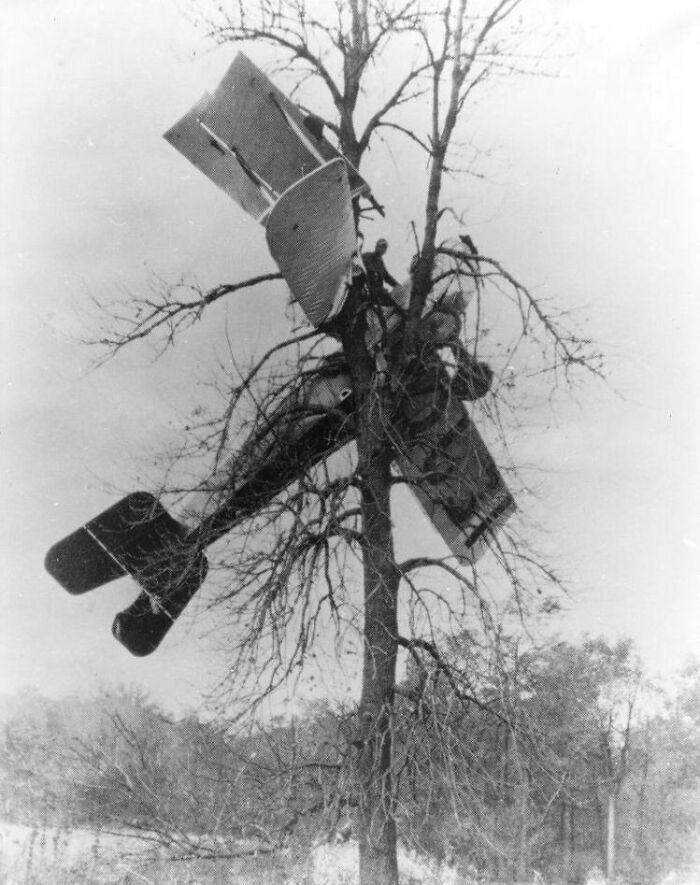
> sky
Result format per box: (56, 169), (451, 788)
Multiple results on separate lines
(1, 0), (698, 715)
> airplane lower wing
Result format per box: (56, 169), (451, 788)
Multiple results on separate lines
(392, 355), (515, 565)
(265, 160), (356, 328)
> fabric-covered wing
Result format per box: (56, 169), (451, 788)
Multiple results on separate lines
(44, 492), (197, 595)
(393, 365), (515, 564)
(163, 93), (272, 221)
(202, 53), (322, 198)
(266, 159), (356, 328)
(163, 53), (372, 224)
(206, 53), (370, 200)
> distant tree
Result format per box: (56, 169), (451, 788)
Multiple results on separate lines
(2, 655), (698, 882)
(388, 636), (674, 883)
(623, 660), (700, 883)
(586, 639), (645, 882)
(0, 688), (88, 826)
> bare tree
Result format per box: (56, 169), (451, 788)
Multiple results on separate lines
(85, 2), (603, 882)
(589, 640), (644, 883)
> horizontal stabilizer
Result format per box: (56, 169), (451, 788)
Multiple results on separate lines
(44, 492), (192, 594)
(45, 492), (209, 655)
(112, 548), (208, 657)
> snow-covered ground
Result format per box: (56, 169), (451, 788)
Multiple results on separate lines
(0, 821), (162, 883)
(0, 826), (469, 884)
(1, 821), (699, 884)
(302, 840), (465, 885)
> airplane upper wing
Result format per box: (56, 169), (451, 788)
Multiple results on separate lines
(164, 53), (373, 224)
(163, 92), (274, 222)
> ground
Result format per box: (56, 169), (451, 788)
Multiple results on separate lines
(1, 821), (697, 884)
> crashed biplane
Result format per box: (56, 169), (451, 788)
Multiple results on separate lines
(44, 54), (514, 657)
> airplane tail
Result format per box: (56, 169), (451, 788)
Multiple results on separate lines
(44, 492), (209, 655)
(44, 357), (355, 657)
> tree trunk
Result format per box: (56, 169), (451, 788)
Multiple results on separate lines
(594, 795), (606, 874)
(515, 779), (529, 882)
(340, 290), (400, 885)
(606, 791), (616, 882)
(496, 725), (510, 882)
(560, 799), (576, 883)
(355, 424), (400, 884)
(632, 750), (649, 881)
(356, 457), (400, 884)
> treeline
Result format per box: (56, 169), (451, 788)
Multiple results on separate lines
(1, 638), (698, 883)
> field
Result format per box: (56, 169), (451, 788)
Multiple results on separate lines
(0, 822), (465, 885)
(2, 822), (697, 884)
(1, 822), (274, 885)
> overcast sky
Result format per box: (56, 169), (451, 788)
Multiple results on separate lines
(1, 0), (698, 714)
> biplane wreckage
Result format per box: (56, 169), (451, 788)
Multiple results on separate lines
(45, 53), (515, 657)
